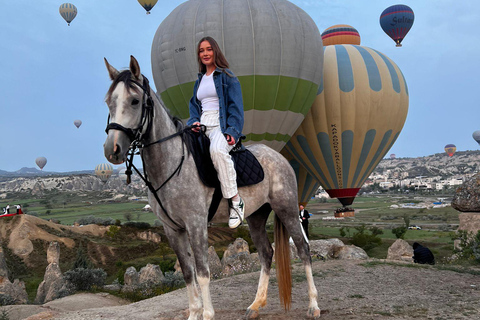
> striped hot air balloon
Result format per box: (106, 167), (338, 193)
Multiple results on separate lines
(380, 4), (414, 47)
(59, 3), (77, 26)
(151, 0), (324, 152)
(280, 148), (320, 207)
(444, 144), (456, 157)
(95, 163), (113, 183)
(285, 45), (409, 206)
(137, 0), (158, 14)
(321, 24), (361, 46)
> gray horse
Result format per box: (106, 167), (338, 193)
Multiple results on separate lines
(103, 56), (321, 320)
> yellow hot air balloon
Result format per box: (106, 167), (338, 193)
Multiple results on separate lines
(321, 24), (361, 46)
(95, 163), (113, 183)
(280, 148), (320, 207)
(59, 3), (77, 26)
(151, 0), (323, 152)
(444, 144), (456, 157)
(285, 45), (409, 206)
(138, 0), (158, 14)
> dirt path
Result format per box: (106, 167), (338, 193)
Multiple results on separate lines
(5, 259), (479, 320)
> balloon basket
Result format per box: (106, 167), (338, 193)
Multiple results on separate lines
(396, 43), (402, 47)
(334, 207), (355, 218)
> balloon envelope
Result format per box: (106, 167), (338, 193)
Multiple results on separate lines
(35, 157), (47, 170)
(321, 24), (360, 46)
(151, 0), (324, 152)
(444, 144), (456, 157)
(280, 148), (320, 207)
(380, 4), (414, 47)
(95, 163), (113, 183)
(137, 0), (158, 14)
(73, 120), (82, 128)
(285, 45), (409, 206)
(473, 131), (480, 145)
(59, 3), (77, 26)
(390, 154), (396, 159)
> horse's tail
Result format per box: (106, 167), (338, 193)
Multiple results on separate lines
(274, 214), (292, 310)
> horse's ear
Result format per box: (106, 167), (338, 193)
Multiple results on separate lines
(130, 55), (141, 80)
(104, 58), (119, 80)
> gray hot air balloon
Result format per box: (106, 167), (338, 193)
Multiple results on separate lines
(35, 157), (47, 170)
(473, 130), (480, 146)
(73, 119), (82, 128)
(151, 0), (324, 151)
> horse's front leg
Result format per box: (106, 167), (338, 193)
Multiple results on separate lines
(245, 205), (273, 319)
(164, 227), (203, 320)
(188, 218), (214, 320)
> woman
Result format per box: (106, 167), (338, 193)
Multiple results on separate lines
(187, 36), (245, 229)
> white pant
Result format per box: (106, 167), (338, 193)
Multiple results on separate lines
(201, 110), (237, 199)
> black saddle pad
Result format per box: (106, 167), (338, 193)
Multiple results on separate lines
(185, 130), (264, 188)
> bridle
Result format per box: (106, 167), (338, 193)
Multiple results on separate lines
(105, 75), (199, 231)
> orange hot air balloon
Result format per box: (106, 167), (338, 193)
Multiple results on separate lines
(444, 144), (456, 157)
(321, 24), (360, 46)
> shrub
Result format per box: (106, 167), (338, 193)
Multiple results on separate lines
(392, 226), (407, 239)
(350, 224), (383, 251)
(123, 221), (151, 229)
(64, 268), (107, 291)
(106, 225), (120, 239)
(72, 244), (94, 270)
(0, 294), (15, 306)
(0, 309), (8, 320)
(453, 230), (480, 263)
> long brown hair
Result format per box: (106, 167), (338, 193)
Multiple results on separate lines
(196, 36), (229, 74)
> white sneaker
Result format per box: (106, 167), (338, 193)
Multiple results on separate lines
(228, 197), (245, 229)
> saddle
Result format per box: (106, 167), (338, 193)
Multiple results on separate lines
(185, 130), (264, 221)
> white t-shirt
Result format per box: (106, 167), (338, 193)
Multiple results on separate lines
(197, 73), (219, 112)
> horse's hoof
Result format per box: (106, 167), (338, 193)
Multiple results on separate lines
(245, 308), (259, 319)
(307, 307), (321, 319)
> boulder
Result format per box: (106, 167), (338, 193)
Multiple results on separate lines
(35, 263), (69, 304)
(332, 245), (368, 260)
(139, 264), (164, 286)
(136, 231), (161, 243)
(122, 266), (139, 292)
(221, 239), (260, 277)
(288, 238), (345, 260)
(387, 239), (413, 262)
(452, 174), (480, 212)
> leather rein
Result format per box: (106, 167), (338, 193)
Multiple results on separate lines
(105, 76), (199, 231)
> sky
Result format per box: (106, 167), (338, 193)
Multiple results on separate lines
(1, 0), (479, 172)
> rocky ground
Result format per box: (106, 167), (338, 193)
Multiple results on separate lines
(3, 259), (479, 320)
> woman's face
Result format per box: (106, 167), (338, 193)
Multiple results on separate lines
(199, 40), (215, 68)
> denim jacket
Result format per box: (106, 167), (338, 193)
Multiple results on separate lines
(187, 68), (244, 142)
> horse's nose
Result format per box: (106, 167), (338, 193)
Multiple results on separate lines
(114, 144), (122, 156)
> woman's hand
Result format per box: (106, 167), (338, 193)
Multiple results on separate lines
(226, 134), (236, 146)
(191, 122), (201, 132)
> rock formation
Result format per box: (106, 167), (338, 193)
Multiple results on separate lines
(0, 246), (28, 305)
(35, 242), (69, 304)
(387, 239), (414, 262)
(221, 238), (260, 277)
(121, 264), (164, 292)
(452, 174), (480, 212)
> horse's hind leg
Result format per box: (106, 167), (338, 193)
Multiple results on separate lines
(284, 214), (321, 319)
(164, 227), (203, 320)
(245, 204), (274, 319)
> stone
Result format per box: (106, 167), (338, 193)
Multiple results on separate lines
(221, 238), (260, 277)
(47, 242), (60, 265)
(139, 264), (164, 286)
(222, 238), (250, 260)
(136, 231), (161, 243)
(288, 238), (344, 260)
(0, 278), (28, 305)
(452, 174), (480, 212)
(122, 266), (139, 292)
(458, 212), (480, 235)
(35, 263), (69, 304)
(387, 239), (414, 262)
(332, 245), (368, 260)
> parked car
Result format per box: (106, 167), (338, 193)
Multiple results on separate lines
(408, 225), (422, 230)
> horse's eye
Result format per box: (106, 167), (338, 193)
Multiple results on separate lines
(132, 99), (140, 105)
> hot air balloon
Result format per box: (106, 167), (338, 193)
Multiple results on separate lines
(380, 4), (414, 47)
(95, 163), (113, 183)
(35, 157), (47, 170)
(138, 0), (158, 14)
(73, 120), (82, 128)
(390, 154), (396, 159)
(444, 144), (456, 157)
(151, 0), (324, 152)
(280, 148), (320, 207)
(321, 24), (360, 46)
(59, 3), (77, 26)
(473, 131), (480, 146)
(285, 45), (409, 206)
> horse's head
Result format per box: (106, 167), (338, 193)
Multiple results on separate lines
(103, 56), (153, 165)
